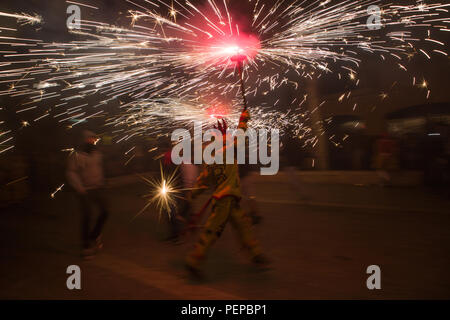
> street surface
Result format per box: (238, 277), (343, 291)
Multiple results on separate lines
(1, 172), (449, 299)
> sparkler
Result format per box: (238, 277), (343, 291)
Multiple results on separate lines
(134, 162), (183, 220)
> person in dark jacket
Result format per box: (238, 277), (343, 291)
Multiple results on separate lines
(66, 130), (109, 259)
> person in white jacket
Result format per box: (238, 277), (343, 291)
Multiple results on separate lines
(66, 130), (109, 259)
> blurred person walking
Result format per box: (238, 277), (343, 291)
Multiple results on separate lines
(163, 144), (199, 243)
(66, 130), (109, 260)
(185, 110), (270, 280)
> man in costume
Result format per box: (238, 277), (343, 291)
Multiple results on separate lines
(185, 109), (270, 278)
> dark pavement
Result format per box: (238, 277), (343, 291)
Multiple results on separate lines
(1, 173), (450, 299)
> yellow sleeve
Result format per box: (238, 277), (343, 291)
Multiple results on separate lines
(238, 109), (250, 130)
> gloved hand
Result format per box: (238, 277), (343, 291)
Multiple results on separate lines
(214, 119), (228, 135)
(239, 109), (250, 130)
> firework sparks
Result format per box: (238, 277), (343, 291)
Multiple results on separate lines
(0, 0), (448, 152)
(134, 163), (183, 221)
(2, 1), (448, 100)
(5, 176), (28, 186)
(51, 184), (65, 199)
(0, 11), (42, 25)
(107, 96), (315, 144)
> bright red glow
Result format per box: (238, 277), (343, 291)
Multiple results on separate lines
(197, 33), (260, 67)
(206, 104), (229, 119)
(230, 54), (247, 63)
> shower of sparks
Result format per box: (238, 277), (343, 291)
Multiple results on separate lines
(107, 96), (315, 143)
(0, 0), (448, 150)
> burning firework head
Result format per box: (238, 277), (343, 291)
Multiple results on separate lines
(201, 33), (261, 67)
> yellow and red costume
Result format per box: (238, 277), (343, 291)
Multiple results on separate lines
(186, 109), (262, 271)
